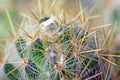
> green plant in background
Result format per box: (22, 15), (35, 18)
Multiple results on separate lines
(0, 0), (120, 80)
(111, 7), (120, 79)
(0, 0), (18, 38)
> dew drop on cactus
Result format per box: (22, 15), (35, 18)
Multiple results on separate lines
(39, 17), (59, 42)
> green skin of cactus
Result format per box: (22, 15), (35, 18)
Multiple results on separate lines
(4, 64), (20, 80)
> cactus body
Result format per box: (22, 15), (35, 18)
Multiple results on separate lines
(0, 0), (118, 80)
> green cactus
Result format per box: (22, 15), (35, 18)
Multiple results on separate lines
(0, 0), (120, 80)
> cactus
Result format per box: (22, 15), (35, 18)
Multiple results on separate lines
(0, 0), (120, 80)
